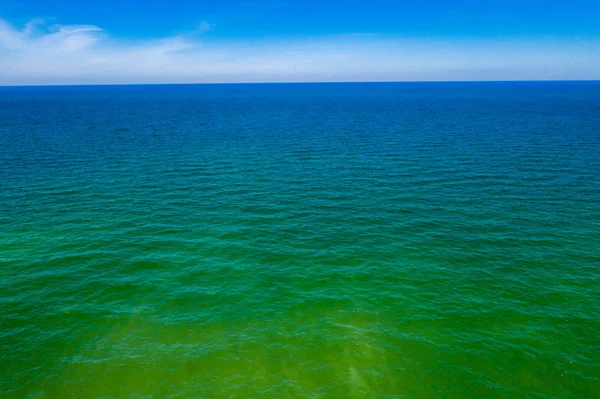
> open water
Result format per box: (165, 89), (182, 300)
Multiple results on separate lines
(1, 82), (599, 398)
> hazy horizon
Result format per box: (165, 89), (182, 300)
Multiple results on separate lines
(2, 79), (600, 88)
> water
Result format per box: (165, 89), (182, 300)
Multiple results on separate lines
(1, 82), (599, 398)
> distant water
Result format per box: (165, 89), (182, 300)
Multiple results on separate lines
(1, 82), (599, 398)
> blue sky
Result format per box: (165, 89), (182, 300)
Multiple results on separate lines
(1, 0), (599, 84)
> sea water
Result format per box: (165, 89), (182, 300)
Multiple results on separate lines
(1, 82), (599, 398)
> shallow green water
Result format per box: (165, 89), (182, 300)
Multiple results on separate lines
(1, 82), (599, 398)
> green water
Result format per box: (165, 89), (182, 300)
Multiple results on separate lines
(1, 83), (599, 398)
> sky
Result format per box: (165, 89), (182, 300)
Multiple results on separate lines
(0, 0), (599, 85)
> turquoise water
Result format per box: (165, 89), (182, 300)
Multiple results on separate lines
(1, 82), (599, 398)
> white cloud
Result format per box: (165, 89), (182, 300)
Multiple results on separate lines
(0, 18), (599, 85)
(0, 19), (103, 52)
(198, 21), (214, 34)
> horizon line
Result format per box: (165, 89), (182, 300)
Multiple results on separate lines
(1, 79), (599, 89)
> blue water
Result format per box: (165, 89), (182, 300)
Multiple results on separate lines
(1, 82), (599, 398)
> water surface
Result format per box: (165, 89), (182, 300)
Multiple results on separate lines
(1, 82), (599, 398)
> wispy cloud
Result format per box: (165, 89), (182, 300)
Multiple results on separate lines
(0, 19), (103, 51)
(0, 18), (598, 85)
(198, 21), (214, 34)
